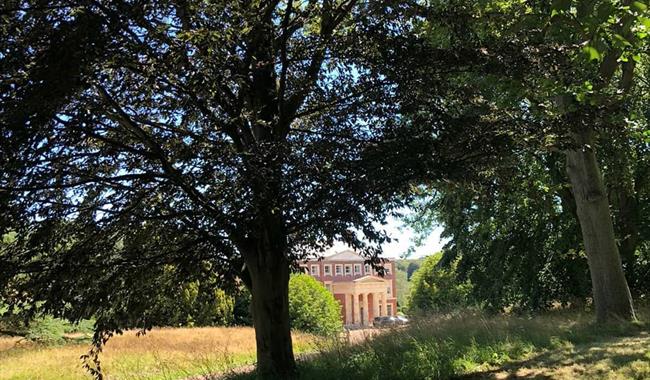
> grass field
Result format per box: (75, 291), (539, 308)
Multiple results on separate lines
(0, 327), (315, 380)
(2, 308), (649, 380)
(278, 308), (650, 380)
(229, 307), (650, 380)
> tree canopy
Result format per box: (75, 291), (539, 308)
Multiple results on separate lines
(2, 0), (650, 378)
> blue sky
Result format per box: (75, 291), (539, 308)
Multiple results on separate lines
(328, 216), (446, 259)
(380, 216), (446, 259)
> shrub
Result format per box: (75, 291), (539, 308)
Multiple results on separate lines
(289, 274), (342, 336)
(21, 316), (94, 344)
(23, 316), (68, 344)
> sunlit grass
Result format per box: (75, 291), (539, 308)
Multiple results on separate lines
(0, 326), (316, 380)
(3, 308), (649, 380)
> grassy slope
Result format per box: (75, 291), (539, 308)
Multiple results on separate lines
(231, 307), (650, 380)
(0, 327), (315, 380)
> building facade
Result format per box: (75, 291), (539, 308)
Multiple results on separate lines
(301, 250), (397, 327)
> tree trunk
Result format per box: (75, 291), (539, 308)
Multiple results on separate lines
(565, 127), (636, 322)
(245, 238), (296, 379)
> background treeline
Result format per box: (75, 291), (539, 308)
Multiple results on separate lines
(407, 143), (650, 314)
(0, 267), (341, 340)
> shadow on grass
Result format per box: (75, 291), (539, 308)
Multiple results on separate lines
(456, 331), (650, 379)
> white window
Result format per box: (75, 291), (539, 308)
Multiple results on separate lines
(310, 265), (319, 276)
(364, 264), (371, 274)
(354, 264), (361, 274)
(324, 265), (331, 275)
(387, 304), (393, 316)
(344, 265), (352, 275)
(325, 283), (332, 291)
(387, 286), (391, 294)
(335, 264), (342, 275)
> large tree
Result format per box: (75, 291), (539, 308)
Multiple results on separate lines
(0, 1), (417, 377)
(379, 0), (649, 321)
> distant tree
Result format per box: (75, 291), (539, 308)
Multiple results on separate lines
(233, 287), (253, 327)
(288, 274), (342, 337)
(144, 267), (235, 327)
(408, 254), (472, 315)
(406, 262), (420, 281)
(411, 152), (592, 312)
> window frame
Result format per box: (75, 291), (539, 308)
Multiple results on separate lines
(324, 264), (331, 275)
(310, 264), (319, 276)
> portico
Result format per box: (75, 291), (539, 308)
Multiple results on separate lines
(332, 275), (392, 326)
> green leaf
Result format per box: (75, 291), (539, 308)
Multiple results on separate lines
(613, 33), (633, 47)
(632, 1), (648, 12)
(638, 16), (650, 28)
(582, 45), (601, 61)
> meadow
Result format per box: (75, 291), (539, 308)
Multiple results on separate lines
(0, 327), (315, 380)
(280, 308), (650, 380)
(2, 308), (650, 380)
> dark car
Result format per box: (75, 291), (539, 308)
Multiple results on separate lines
(373, 316), (398, 327)
(395, 316), (409, 325)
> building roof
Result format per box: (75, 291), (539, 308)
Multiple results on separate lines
(321, 249), (365, 262)
(302, 247), (393, 263)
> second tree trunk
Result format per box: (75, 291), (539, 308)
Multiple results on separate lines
(565, 127), (636, 322)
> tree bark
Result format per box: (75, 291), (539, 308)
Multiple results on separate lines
(244, 231), (296, 379)
(565, 127), (636, 322)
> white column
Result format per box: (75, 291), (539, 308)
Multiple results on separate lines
(372, 292), (380, 322)
(360, 293), (367, 326)
(353, 292), (360, 325)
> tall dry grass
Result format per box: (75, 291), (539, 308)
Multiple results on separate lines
(0, 326), (315, 380)
(248, 306), (650, 380)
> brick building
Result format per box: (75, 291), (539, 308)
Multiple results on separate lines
(301, 249), (397, 327)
